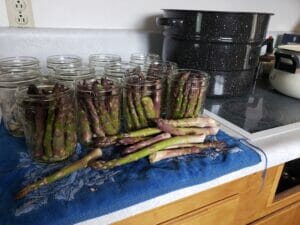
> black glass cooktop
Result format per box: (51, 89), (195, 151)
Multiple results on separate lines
(205, 80), (300, 133)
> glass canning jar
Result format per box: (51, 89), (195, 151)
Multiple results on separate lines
(47, 55), (82, 76)
(53, 66), (95, 89)
(104, 62), (140, 82)
(123, 75), (162, 131)
(76, 77), (121, 146)
(0, 56), (41, 73)
(129, 53), (160, 72)
(16, 83), (77, 163)
(167, 69), (209, 119)
(0, 69), (40, 136)
(88, 54), (121, 76)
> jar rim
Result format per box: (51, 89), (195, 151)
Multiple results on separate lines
(124, 75), (162, 88)
(76, 77), (121, 94)
(89, 54), (121, 62)
(0, 70), (40, 87)
(47, 55), (82, 67)
(0, 56), (40, 67)
(172, 69), (210, 81)
(54, 66), (95, 81)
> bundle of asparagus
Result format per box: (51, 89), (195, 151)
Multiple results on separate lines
(167, 70), (209, 119)
(17, 83), (77, 163)
(76, 78), (121, 146)
(16, 116), (224, 199)
(124, 75), (162, 131)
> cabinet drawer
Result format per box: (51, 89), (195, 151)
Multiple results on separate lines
(249, 201), (300, 225)
(159, 195), (239, 225)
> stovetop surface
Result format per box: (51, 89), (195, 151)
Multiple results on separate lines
(205, 80), (300, 133)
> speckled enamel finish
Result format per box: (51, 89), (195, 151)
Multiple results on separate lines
(159, 10), (272, 97)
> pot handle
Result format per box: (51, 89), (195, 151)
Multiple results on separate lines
(156, 17), (184, 27)
(274, 52), (298, 73)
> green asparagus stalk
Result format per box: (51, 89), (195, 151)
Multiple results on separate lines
(179, 79), (192, 118)
(172, 72), (190, 119)
(78, 106), (93, 145)
(15, 148), (102, 200)
(184, 81), (200, 118)
(164, 141), (226, 150)
(124, 105), (134, 131)
(117, 136), (148, 146)
(90, 135), (206, 170)
(109, 95), (121, 134)
(64, 111), (77, 155)
(157, 117), (219, 128)
(133, 88), (148, 128)
(193, 84), (206, 117)
(141, 96), (156, 120)
(122, 133), (171, 154)
(127, 91), (141, 129)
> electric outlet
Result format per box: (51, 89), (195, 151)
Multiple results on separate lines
(5, 0), (34, 27)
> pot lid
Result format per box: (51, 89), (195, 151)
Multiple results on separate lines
(278, 44), (300, 53)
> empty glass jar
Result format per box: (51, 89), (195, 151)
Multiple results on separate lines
(16, 83), (77, 163)
(123, 75), (162, 131)
(89, 54), (121, 76)
(0, 69), (40, 136)
(167, 69), (209, 119)
(76, 77), (121, 146)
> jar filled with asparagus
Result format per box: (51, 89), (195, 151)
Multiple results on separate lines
(0, 69), (40, 136)
(76, 77), (121, 146)
(124, 75), (162, 131)
(16, 83), (77, 163)
(167, 69), (209, 119)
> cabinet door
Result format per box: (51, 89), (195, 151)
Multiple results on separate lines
(159, 195), (239, 225)
(249, 201), (300, 225)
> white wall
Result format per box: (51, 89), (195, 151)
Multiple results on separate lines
(0, 0), (300, 32)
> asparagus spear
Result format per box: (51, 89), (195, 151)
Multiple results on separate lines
(133, 88), (148, 128)
(149, 141), (226, 163)
(90, 135), (206, 170)
(164, 141), (226, 150)
(141, 96), (156, 120)
(127, 90), (141, 129)
(78, 107), (93, 145)
(109, 95), (121, 134)
(184, 80), (201, 118)
(122, 133), (171, 154)
(15, 148), (102, 200)
(179, 78), (192, 118)
(64, 111), (77, 155)
(93, 127), (162, 147)
(43, 84), (61, 158)
(172, 72), (190, 119)
(124, 105), (134, 131)
(117, 136), (148, 146)
(156, 117), (219, 128)
(52, 85), (68, 158)
(193, 84), (206, 116)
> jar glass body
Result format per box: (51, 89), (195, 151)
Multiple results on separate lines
(17, 83), (77, 163)
(89, 54), (121, 76)
(76, 78), (121, 146)
(167, 69), (209, 119)
(0, 70), (40, 136)
(123, 75), (162, 131)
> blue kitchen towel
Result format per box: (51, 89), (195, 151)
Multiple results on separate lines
(0, 124), (261, 225)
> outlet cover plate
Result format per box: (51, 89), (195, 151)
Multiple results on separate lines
(5, 0), (34, 27)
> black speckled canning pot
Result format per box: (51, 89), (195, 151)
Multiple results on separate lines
(157, 9), (273, 96)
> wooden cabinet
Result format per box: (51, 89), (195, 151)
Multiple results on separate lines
(249, 202), (300, 225)
(113, 165), (300, 225)
(160, 195), (239, 225)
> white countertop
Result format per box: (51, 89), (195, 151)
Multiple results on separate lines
(77, 116), (300, 225)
